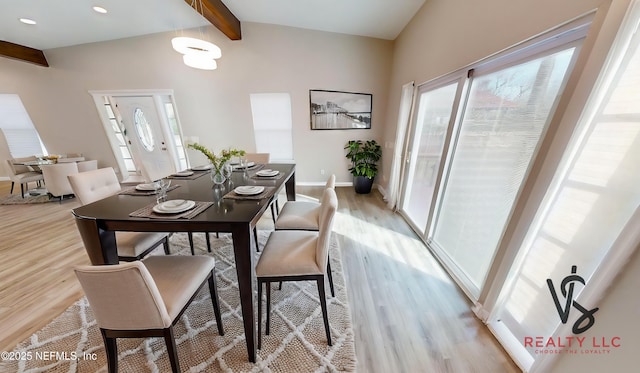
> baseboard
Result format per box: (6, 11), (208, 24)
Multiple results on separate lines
(296, 181), (353, 187)
(0, 176), (9, 181)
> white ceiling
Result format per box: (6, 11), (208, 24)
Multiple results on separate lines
(0, 0), (425, 51)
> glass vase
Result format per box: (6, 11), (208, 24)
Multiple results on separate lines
(210, 167), (226, 185)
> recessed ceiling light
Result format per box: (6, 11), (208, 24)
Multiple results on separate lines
(93, 6), (108, 14)
(19, 18), (36, 25)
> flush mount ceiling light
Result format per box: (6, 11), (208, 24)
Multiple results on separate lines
(93, 6), (108, 14)
(19, 18), (37, 25)
(183, 53), (218, 70)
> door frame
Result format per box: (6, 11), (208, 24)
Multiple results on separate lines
(90, 89), (186, 182)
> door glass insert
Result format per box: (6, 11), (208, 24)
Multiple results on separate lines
(133, 108), (155, 152)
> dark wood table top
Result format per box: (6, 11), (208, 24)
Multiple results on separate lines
(73, 163), (295, 230)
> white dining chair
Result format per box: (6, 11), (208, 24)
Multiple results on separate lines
(68, 167), (171, 261)
(256, 188), (338, 349)
(77, 159), (98, 172)
(40, 162), (79, 202)
(74, 255), (224, 373)
(5, 158), (44, 198)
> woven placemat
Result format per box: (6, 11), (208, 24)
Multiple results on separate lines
(167, 170), (210, 180)
(129, 201), (213, 219)
(233, 163), (264, 172)
(118, 184), (180, 196)
(250, 171), (284, 180)
(223, 186), (275, 200)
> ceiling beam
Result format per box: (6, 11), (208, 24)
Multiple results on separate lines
(184, 0), (242, 40)
(0, 41), (49, 67)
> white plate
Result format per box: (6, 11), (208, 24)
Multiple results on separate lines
(234, 186), (265, 195)
(135, 183), (156, 191)
(192, 164), (212, 171)
(174, 171), (194, 177)
(153, 200), (196, 214)
(256, 169), (279, 177)
(233, 162), (255, 170)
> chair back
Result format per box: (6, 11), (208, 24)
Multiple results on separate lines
(325, 174), (336, 189)
(8, 156), (37, 175)
(244, 153), (270, 164)
(316, 188), (338, 273)
(40, 162), (79, 197)
(77, 160), (98, 172)
(68, 167), (121, 205)
(74, 262), (172, 330)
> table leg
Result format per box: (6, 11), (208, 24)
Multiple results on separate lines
(231, 223), (257, 362)
(285, 169), (296, 201)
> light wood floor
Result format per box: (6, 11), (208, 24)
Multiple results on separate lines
(0, 181), (519, 372)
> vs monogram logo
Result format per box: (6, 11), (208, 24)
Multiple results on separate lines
(547, 266), (599, 334)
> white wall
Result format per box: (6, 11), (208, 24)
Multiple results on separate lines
(0, 22), (393, 184)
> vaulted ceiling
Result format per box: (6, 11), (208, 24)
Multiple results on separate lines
(0, 0), (425, 66)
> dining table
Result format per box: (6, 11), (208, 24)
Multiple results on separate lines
(71, 163), (296, 363)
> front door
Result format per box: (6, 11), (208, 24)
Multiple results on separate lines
(112, 96), (175, 182)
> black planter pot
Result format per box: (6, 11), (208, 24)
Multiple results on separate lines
(353, 176), (374, 194)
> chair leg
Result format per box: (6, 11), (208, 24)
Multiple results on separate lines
(257, 279), (263, 349)
(208, 272), (224, 335)
(164, 327), (181, 373)
(163, 237), (171, 255)
(101, 329), (118, 373)
(254, 227), (259, 252)
(10, 181), (14, 194)
(327, 256), (335, 297)
(187, 232), (195, 255)
(205, 233), (211, 252)
(20, 183), (25, 198)
(317, 277), (332, 346)
(266, 281), (272, 336)
(270, 203), (277, 225)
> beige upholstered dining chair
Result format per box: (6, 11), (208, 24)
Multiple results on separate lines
(74, 255), (224, 373)
(5, 158), (44, 198)
(68, 167), (170, 261)
(275, 174), (336, 231)
(255, 188), (338, 349)
(244, 153), (270, 164)
(272, 174), (337, 295)
(40, 162), (79, 201)
(77, 159), (98, 172)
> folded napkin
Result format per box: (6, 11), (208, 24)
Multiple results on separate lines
(118, 184), (180, 196)
(223, 186), (276, 200)
(129, 201), (213, 219)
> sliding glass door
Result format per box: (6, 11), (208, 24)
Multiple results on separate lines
(398, 19), (587, 298)
(400, 81), (461, 233)
(431, 47), (579, 295)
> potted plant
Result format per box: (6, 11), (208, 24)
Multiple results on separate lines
(344, 139), (382, 194)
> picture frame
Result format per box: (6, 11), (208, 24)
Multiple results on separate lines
(309, 89), (372, 130)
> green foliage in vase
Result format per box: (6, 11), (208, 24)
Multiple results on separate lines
(187, 143), (246, 171)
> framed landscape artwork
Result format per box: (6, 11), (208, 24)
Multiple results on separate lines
(309, 90), (372, 130)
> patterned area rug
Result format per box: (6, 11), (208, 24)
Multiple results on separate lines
(0, 193), (51, 205)
(0, 232), (356, 372)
